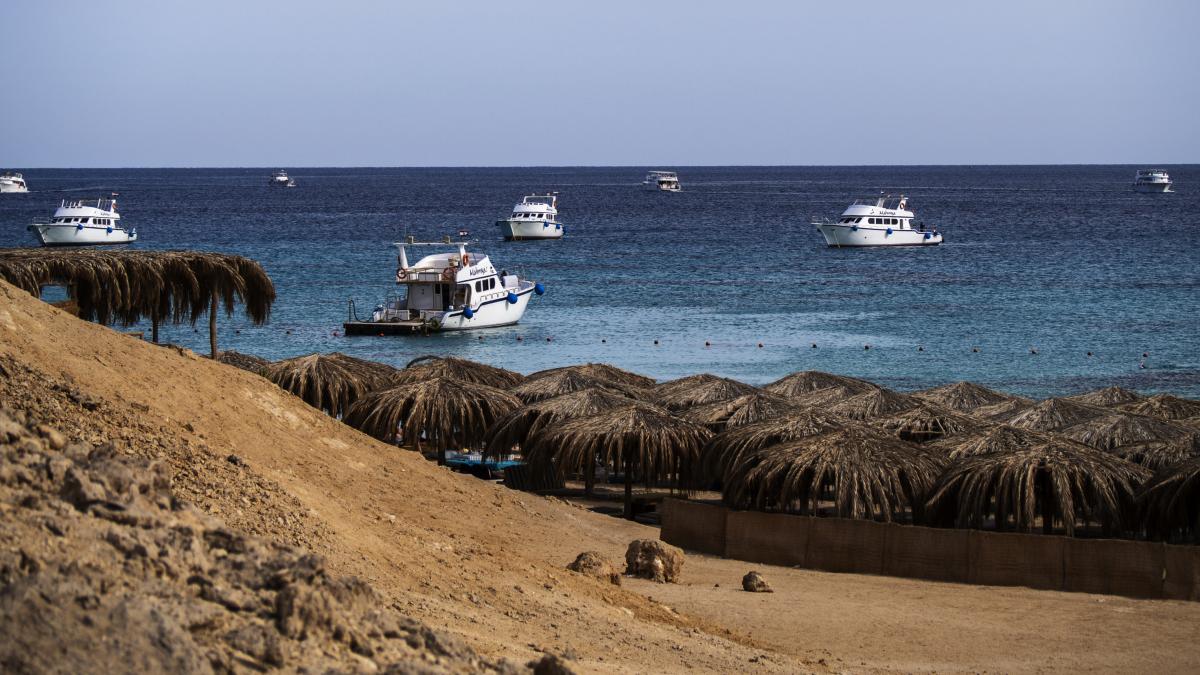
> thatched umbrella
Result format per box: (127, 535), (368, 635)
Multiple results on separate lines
(825, 388), (921, 421)
(912, 381), (1021, 413)
(392, 355), (524, 389)
(217, 350), (269, 375)
(925, 438), (1149, 536)
(344, 376), (521, 464)
(1137, 456), (1200, 541)
(265, 352), (396, 418)
(525, 404), (711, 519)
(681, 392), (800, 433)
(699, 410), (847, 487)
(933, 424), (1052, 461)
(763, 370), (876, 398)
(994, 397), (1107, 432)
(1062, 411), (1196, 469)
(1121, 394), (1200, 422)
(485, 386), (642, 456)
(723, 426), (942, 522)
(526, 363), (656, 389)
(969, 397), (1034, 421)
(870, 404), (985, 444)
(0, 248), (276, 357)
(1066, 385), (1142, 408)
(653, 374), (759, 410)
(507, 369), (646, 404)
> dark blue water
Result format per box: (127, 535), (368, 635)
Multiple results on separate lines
(2, 167), (1198, 398)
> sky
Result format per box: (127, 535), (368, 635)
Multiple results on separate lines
(2, 0), (1197, 167)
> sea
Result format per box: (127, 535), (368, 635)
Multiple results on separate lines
(2, 166), (1198, 399)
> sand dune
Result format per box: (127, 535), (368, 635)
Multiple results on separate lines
(2, 278), (1199, 673)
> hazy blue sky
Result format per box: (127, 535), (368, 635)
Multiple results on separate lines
(2, 0), (1197, 166)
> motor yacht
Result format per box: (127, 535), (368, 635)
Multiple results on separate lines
(497, 193), (562, 240)
(0, 171), (28, 194)
(344, 237), (544, 334)
(812, 194), (942, 247)
(643, 171), (681, 192)
(270, 169), (296, 187)
(1133, 169), (1172, 193)
(27, 196), (137, 246)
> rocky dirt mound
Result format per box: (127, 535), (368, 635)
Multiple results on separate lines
(0, 407), (519, 674)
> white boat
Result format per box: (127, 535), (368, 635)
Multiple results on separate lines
(496, 193), (562, 240)
(27, 196), (137, 247)
(643, 170), (681, 192)
(344, 237), (544, 334)
(812, 194), (942, 247)
(1, 171), (29, 194)
(270, 169), (295, 187)
(1133, 169), (1172, 193)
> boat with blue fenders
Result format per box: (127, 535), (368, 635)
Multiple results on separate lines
(812, 194), (942, 247)
(497, 193), (562, 240)
(27, 196), (138, 246)
(343, 236), (544, 334)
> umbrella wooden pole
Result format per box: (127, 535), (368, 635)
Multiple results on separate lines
(584, 460), (596, 496)
(209, 293), (218, 359)
(1041, 473), (1054, 535)
(623, 454), (634, 520)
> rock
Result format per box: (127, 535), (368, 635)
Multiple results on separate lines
(529, 653), (576, 675)
(624, 539), (684, 584)
(741, 571), (773, 593)
(566, 551), (621, 586)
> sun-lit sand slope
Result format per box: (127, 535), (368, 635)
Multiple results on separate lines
(3, 278), (1200, 673)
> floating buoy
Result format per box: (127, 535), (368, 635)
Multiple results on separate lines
(517, 335), (523, 341)
(506, 292), (518, 304)
(918, 345), (924, 351)
(478, 335), (483, 340)
(654, 340), (659, 345)
(1030, 348), (1038, 355)
(601, 338), (606, 343)
(534, 282), (546, 295)
(332, 330), (339, 337)
(864, 344), (870, 350)
(1143, 352), (1149, 358)
(705, 341), (711, 347)
(286, 330), (292, 335)
(757, 343), (763, 348)
(811, 343), (817, 349)
(972, 347), (979, 353)
(546, 336), (552, 342)
(1086, 351), (1093, 357)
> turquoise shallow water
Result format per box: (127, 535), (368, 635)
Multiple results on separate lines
(2, 166), (1198, 398)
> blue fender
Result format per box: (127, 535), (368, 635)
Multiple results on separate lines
(506, 292), (518, 304)
(534, 283), (545, 296)
(463, 307), (474, 319)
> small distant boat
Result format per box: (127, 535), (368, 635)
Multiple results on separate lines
(344, 237), (545, 334)
(496, 193), (562, 241)
(457, 228), (471, 238)
(812, 194), (942, 247)
(27, 195), (137, 246)
(644, 170), (681, 192)
(269, 169), (296, 187)
(1133, 169), (1172, 193)
(0, 171), (28, 194)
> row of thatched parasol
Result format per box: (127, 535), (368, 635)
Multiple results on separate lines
(228, 350), (1200, 535)
(0, 248), (276, 356)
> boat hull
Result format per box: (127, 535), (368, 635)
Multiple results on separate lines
(0, 182), (28, 194)
(344, 286), (535, 334)
(28, 224), (137, 246)
(816, 223), (942, 247)
(498, 219), (563, 240)
(1134, 183), (1172, 193)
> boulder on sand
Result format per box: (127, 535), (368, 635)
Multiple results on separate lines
(566, 551), (621, 586)
(624, 539), (684, 584)
(742, 571), (773, 593)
